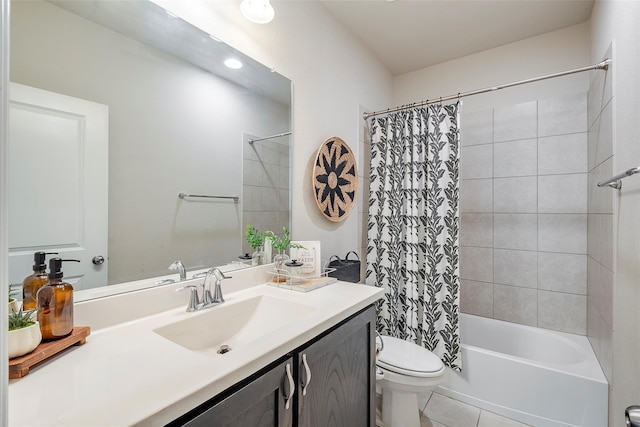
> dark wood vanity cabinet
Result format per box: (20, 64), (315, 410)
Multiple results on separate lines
(170, 305), (376, 427)
(296, 305), (376, 427)
(181, 357), (294, 427)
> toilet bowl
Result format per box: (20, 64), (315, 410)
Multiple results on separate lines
(376, 335), (445, 427)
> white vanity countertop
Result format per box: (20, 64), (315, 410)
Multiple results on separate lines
(8, 281), (383, 426)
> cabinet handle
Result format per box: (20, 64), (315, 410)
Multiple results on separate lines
(301, 353), (312, 396)
(284, 363), (295, 410)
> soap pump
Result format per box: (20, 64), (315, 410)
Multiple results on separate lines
(22, 251), (58, 310)
(37, 258), (80, 340)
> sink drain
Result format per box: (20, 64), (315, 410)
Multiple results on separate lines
(217, 344), (231, 354)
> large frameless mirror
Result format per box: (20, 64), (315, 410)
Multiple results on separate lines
(8, 0), (292, 297)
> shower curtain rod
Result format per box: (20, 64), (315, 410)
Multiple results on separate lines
(363, 59), (611, 120)
(248, 131), (292, 144)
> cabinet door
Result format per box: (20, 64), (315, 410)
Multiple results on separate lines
(297, 306), (376, 427)
(182, 357), (295, 427)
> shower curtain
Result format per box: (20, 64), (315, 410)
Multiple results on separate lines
(366, 103), (461, 371)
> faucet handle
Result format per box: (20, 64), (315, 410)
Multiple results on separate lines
(176, 285), (200, 312)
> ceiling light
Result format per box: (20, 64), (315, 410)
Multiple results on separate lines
(240, 0), (274, 24)
(224, 58), (243, 69)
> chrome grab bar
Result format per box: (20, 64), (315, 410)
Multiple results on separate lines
(597, 166), (640, 190)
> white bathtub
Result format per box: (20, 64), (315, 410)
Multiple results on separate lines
(437, 314), (608, 427)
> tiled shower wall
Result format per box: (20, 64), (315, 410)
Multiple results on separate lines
(586, 51), (614, 383)
(242, 135), (291, 256)
(459, 93), (589, 335)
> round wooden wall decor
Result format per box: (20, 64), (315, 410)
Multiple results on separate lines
(312, 136), (358, 222)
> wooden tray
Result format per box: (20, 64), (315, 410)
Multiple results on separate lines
(9, 326), (91, 379)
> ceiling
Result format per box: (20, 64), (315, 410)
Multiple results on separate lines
(320, 0), (595, 76)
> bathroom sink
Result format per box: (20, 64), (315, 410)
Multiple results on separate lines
(153, 295), (317, 352)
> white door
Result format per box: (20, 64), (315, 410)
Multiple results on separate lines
(8, 82), (108, 290)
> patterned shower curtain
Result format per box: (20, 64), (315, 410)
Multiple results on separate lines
(366, 103), (461, 371)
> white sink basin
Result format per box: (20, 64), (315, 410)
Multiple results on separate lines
(153, 295), (317, 352)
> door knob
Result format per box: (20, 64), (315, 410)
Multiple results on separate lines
(92, 255), (105, 265)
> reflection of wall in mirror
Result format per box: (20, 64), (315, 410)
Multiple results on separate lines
(10, 0), (291, 287)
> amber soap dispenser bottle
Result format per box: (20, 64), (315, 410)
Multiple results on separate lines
(22, 251), (57, 310)
(37, 258), (79, 340)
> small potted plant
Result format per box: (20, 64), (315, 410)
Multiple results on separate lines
(8, 307), (42, 359)
(8, 283), (19, 314)
(245, 225), (266, 266)
(265, 227), (305, 279)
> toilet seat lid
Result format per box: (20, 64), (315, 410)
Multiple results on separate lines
(377, 336), (444, 377)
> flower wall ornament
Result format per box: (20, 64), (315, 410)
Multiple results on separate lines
(312, 137), (358, 222)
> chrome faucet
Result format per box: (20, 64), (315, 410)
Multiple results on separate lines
(175, 267), (231, 312)
(203, 267), (231, 304)
(169, 260), (187, 281)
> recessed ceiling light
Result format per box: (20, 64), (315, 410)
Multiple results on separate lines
(240, 0), (275, 24)
(224, 58), (243, 69)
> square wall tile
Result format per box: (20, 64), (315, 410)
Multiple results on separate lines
(494, 249), (537, 288)
(494, 101), (537, 142)
(243, 158), (266, 186)
(494, 214), (537, 250)
(242, 185), (263, 212)
(590, 100), (613, 170)
(538, 252), (586, 294)
(538, 214), (586, 254)
(538, 92), (587, 137)
(461, 109), (493, 146)
(538, 291), (586, 334)
(461, 213), (493, 247)
(587, 299), (602, 356)
(587, 46), (613, 129)
(599, 265), (614, 328)
(588, 213), (614, 270)
(538, 133), (587, 175)
(538, 174), (587, 213)
(588, 158), (615, 214)
(461, 280), (493, 317)
(461, 144), (493, 179)
(494, 139), (537, 177)
(460, 179), (492, 213)
(598, 316), (614, 383)
(494, 284), (537, 326)
(460, 246), (493, 282)
(494, 176), (537, 213)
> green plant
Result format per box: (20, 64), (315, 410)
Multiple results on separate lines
(265, 226), (305, 253)
(245, 225), (265, 250)
(8, 308), (36, 331)
(8, 283), (18, 302)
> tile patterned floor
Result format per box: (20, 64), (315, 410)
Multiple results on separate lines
(418, 392), (531, 427)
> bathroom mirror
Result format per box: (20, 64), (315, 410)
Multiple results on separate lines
(8, 0), (292, 293)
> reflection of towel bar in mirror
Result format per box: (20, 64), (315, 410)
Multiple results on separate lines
(248, 131), (291, 144)
(178, 193), (239, 202)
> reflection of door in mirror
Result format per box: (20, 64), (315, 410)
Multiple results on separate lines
(8, 82), (108, 289)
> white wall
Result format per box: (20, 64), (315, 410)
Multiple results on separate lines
(152, 0), (394, 264)
(590, 1), (640, 425)
(394, 23), (590, 111)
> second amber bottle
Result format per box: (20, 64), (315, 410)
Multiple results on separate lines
(37, 258), (79, 340)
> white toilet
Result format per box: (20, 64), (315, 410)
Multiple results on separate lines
(376, 335), (445, 427)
